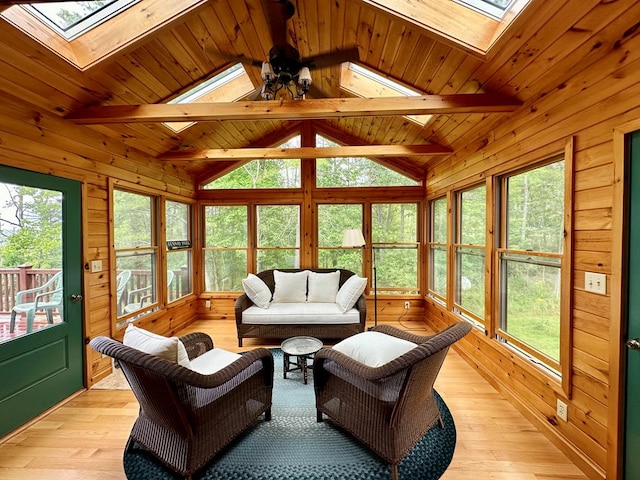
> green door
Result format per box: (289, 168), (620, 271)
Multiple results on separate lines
(0, 165), (83, 437)
(625, 129), (640, 478)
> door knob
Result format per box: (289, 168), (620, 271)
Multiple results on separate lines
(70, 294), (83, 303)
(626, 338), (640, 350)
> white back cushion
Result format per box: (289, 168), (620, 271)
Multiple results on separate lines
(333, 331), (416, 367)
(335, 274), (367, 312)
(242, 273), (272, 309)
(272, 270), (309, 303)
(307, 270), (340, 303)
(123, 324), (191, 368)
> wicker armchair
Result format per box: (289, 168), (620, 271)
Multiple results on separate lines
(313, 322), (472, 480)
(89, 332), (274, 478)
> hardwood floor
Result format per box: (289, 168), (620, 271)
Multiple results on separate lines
(0, 319), (589, 479)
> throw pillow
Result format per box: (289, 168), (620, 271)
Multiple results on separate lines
(242, 273), (272, 309)
(123, 324), (191, 368)
(335, 274), (367, 312)
(307, 270), (340, 303)
(272, 270), (309, 303)
(333, 331), (417, 367)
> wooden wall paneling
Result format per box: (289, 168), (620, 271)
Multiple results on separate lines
(386, 25), (419, 81)
(294, 0), (318, 57)
(400, 35), (436, 87)
(413, 41), (453, 94)
(572, 368), (608, 406)
(114, 55), (174, 102)
(573, 230), (611, 253)
(354, 5), (376, 66)
(420, 47), (467, 95)
(173, 20), (219, 77)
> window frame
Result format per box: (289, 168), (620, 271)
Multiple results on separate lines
(165, 199), (194, 304)
(494, 152), (571, 384)
(427, 196), (448, 304)
(453, 183), (487, 326)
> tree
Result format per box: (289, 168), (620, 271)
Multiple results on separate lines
(0, 184), (62, 268)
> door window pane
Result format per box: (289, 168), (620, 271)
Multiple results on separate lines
(0, 184), (63, 340)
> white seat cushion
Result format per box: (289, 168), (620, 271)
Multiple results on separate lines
(189, 348), (242, 375)
(242, 302), (360, 325)
(333, 331), (416, 367)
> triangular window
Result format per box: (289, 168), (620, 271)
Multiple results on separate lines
(203, 136), (301, 189)
(316, 136), (419, 188)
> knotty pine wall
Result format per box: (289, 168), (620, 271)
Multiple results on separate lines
(0, 92), (199, 386)
(424, 18), (640, 480)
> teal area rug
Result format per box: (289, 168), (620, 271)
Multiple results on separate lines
(123, 349), (456, 479)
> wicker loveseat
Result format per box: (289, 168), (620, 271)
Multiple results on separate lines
(235, 268), (367, 347)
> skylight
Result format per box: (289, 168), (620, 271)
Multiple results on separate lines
(340, 63), (431, 127)
(23, 0), (137, 40)
(164, 64), (255, 133)
(455, 0), (514, 20)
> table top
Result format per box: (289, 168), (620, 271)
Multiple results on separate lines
(281, 336), (323, 356)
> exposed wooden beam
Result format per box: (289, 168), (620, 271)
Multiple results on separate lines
(159, 144), (452, 161)
(66, 94), (521, 124)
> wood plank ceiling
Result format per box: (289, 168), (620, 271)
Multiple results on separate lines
(0, 0), (565, 183)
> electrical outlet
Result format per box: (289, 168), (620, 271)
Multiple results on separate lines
(404, 301), (410, 309)
(205, 299), (211, 309)
(585, 272), (606, 295)
(556, 399), (568, 422)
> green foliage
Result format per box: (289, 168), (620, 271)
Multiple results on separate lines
(53, 1), (109, 28)
(0, 184), (62, 268)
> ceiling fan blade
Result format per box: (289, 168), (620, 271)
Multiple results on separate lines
(261, 0), (294, 47)
(303, 46), (360, 70)
(204, 49), (263, 67)
(306, 83), (330, 99)
(242, 86), (264, 101)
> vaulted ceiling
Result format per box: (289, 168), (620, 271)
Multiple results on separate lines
(0, 0), (583, 185)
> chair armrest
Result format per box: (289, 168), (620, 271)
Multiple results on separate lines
(127, 285), (151, 303)
(34, 286), (62, 308)
(179, 332), (214, 360)
(369, 325), (437, 344)
(313, 346), (426, 383)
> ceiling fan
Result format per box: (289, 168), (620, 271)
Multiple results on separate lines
(208, 0), (359, 100)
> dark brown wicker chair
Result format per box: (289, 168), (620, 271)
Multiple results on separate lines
(89, 332), (274, 478)
(313, 322), (472, 480)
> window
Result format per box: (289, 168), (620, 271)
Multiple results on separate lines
(113, 189), (159, 323)
(454, 185), (486, 323)
(24, 0), (137, 40)
(372, 203), (419, 294)
(318, 204), (364, 276)
(315, 135), (419, 187)
(203, 206), (248, 292)
(428, 197), (447, 302)
(497, 159), (564, 372)
(256, 205), (301, 271)
(454, 0), (514, 19)
(204, 136), (301, 189)
(340, 63), (431, 126)
(165, 200), (192, 302)
(164, 64), (254, 133)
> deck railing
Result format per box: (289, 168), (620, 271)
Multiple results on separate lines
(1, 265), (191, 314)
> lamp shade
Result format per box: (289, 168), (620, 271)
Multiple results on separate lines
(342, 228), (366, 248)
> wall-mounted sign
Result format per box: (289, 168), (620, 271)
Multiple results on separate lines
(167, 240), (191, 250)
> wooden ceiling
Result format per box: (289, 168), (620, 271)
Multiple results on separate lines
(0, 0), (592, 183)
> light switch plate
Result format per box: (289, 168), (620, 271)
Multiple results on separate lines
(91, 260), (103, 273)
(585, 272), (606, 295)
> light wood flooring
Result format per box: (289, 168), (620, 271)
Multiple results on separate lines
(0, 319), (590, 480)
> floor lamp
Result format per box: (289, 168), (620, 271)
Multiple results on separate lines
(341, 228), (377, 329)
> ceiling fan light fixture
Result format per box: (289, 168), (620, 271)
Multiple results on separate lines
(261, 61), (274, 83)
(298, 66), (312, 92)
